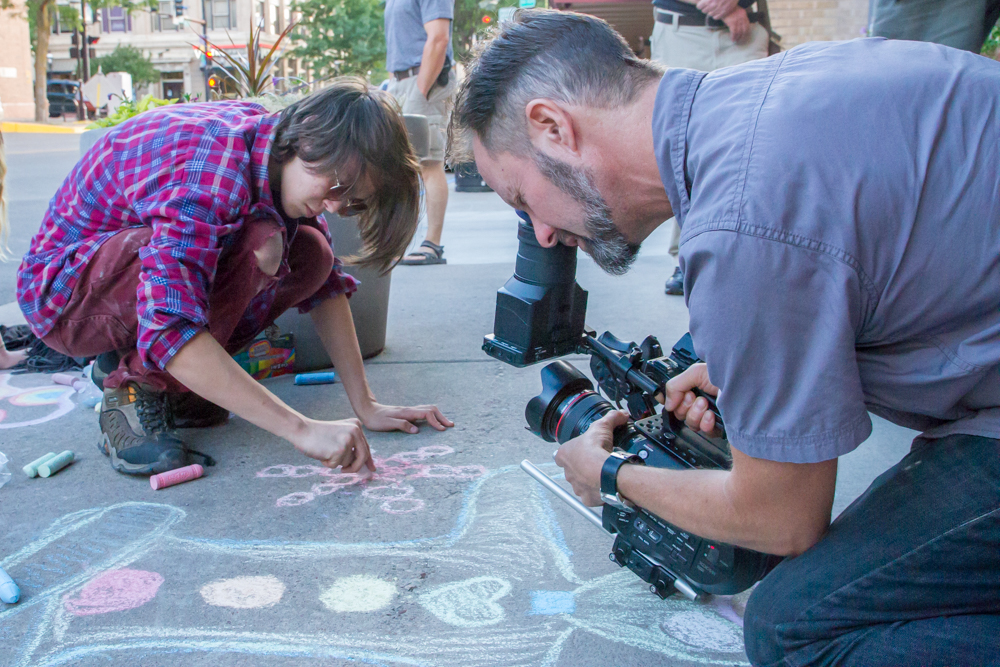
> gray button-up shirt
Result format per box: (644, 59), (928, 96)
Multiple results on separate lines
(653, 38), (1000, 463)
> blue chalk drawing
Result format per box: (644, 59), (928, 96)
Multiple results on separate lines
(530, 591), (576, 616)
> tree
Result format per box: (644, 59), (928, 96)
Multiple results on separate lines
(290, 0), (386, 80)
(1, 0), (155, 121)
(90, 44), (160, 85)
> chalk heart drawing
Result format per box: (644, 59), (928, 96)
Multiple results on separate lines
(0, 374), (76, 429)
(0, 469), (751, 667)
(320, 575), (396, 613)
(257, 444), (487, 514)
(663, 610), (745, 654)
(200, 575), (286, 609)
(62, 569), (164, 616)
(418, 576), (512, 629)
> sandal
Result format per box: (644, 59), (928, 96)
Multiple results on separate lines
(400, 240), (447, 266)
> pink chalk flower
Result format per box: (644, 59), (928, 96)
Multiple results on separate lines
(63, 568), (164, 616)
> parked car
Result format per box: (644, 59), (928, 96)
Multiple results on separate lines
(46, 81), (80, 117)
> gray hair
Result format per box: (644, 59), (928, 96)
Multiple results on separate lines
(453, 9), (663, 158)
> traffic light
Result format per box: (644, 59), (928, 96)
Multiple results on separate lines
(207, 74), (221, 90)
(87, 36), (99, 45)
(482, 14), (491, 23)
(174, 0), (184, 17)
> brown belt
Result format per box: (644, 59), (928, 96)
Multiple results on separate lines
(654, 8), (763, 29)
(393, 66), (420, 80)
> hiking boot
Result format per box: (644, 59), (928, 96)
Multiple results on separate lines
(664, 266), (684, 296)
(169, 392), (230, 429)
(98, 383), (188, 476)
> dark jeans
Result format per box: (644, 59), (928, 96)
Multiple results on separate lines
(868, 0), (1000, 54)
(41, 219), (333, 393)
(744, 433), (1000, 666)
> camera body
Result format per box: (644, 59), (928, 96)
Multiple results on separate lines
(485, 216), (778, 598)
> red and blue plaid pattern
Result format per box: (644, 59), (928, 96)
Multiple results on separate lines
(17, 100), (357, 371)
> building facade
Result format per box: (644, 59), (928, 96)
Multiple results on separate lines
(47, 0), (302, 102)
(0, 0), (37, 120)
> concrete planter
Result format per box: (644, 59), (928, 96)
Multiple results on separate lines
(275, 214), (393, 368)
(79, 127), (112, 156)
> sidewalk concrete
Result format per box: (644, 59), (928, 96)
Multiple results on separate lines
(0, 135), (916, 666)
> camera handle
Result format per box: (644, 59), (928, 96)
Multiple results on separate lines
(520, 460), (701, 602)
(583, 334), (726, 438)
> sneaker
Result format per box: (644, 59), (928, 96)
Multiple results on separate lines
(664, 266), (684, 296)
(98, 383), (189, 476)
(169, 392), (230, 429)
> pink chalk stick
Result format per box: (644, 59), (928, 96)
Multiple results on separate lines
(150, 464), (204, 490)
(52, 373), (79, 386)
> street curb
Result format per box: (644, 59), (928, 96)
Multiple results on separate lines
(1, 121), (88, 134)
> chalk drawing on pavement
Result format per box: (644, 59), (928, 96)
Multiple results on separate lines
(199, 575), (286, 609)
(1, 466), (750, 667)
(0, 375), (76, 429)
(320, 575), (396, 612)
(257, 445), (487, 514)
(63, 569), (163, 617)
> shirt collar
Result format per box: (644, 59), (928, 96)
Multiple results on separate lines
(653, 69), (707, 229)
(250, 113), (282, 212)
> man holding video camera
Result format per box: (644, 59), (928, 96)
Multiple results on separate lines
(453, 9), (999, 665)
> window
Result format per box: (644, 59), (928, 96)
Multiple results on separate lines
(209, 0), (233, 30)
(270, 1), (280, 34)
(103, 6), (131, 33)
(152, 1), (176, 32)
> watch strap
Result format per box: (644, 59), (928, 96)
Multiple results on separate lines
(601, 451), (643, 509)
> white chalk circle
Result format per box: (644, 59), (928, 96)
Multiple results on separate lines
(200, 575), (286, 609)
(661, 610), (745, 653)
(418, 576), (511, 628)
(320, 575), (396, 612)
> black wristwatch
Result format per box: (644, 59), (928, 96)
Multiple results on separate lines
(600, 450), (644, 510)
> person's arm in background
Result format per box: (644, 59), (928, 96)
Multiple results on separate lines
(308, 293), (453, 434)
(416, 18), (451, 98)
(677, 0), (750, 41)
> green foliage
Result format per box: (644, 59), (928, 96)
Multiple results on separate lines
(290, 0), (387, 79)
(982, 20), (1000, 59)
(91, 44), (161, 85)
(197, 18), (297, 98)
(87, 93), (176, 128)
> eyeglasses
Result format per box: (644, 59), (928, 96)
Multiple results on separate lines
(328, 173), (369, 217)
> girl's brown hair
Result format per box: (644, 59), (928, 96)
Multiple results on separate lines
(271, 77), (421, 274)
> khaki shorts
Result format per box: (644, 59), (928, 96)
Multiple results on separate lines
(650, 16), (768, 72)
(387, 70), (457, 163)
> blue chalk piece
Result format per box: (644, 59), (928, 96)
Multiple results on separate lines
(0, 566), (20, 604)
(529, 590), (575, 615)
(294, 371), (339, 386)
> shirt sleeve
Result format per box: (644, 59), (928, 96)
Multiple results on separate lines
(132, 135), (250, 371)
(683, 230), (873, 463)
(419, 0), (454, 23)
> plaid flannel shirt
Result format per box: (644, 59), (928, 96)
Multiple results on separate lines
(17, 101), (358, 371)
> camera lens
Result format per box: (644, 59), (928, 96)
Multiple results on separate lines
(526, 361), (614, 443)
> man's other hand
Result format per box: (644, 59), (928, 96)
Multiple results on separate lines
(695, 0), (739, 19)
(663, 362), (720, 434)
(554, 410), (629, 506)
(291, 418), (376, 473)
(722, 6), (751, 42)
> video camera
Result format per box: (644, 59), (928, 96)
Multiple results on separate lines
(484, 216), (779, 600)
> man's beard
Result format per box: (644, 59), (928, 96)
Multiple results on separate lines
(533, 152), (639, 276)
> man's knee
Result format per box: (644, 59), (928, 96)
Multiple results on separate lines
(743, 561), (813, 665)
